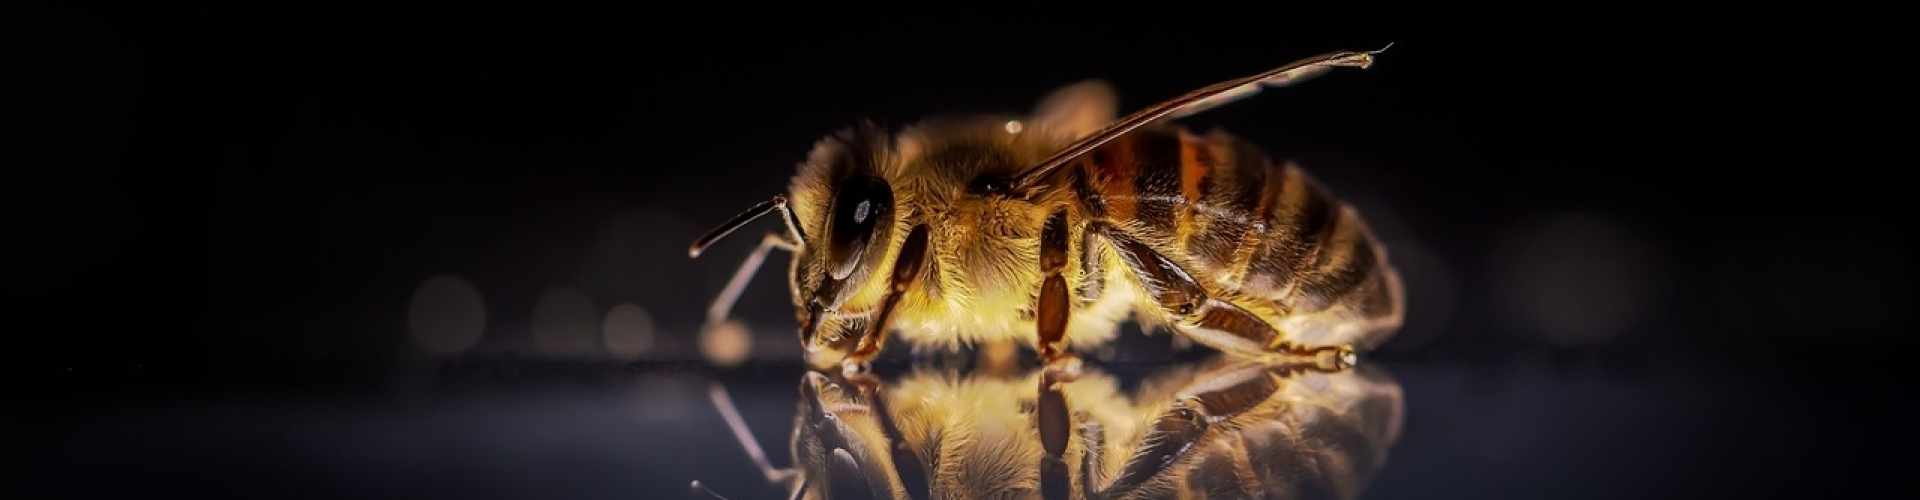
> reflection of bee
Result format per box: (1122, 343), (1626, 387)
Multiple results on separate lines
(688, 46), (1405, 375)
(691, 357), (1405, 499)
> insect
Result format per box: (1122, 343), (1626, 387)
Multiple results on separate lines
(690, 355), (1406, 499)
(687, 45), (1405, 377)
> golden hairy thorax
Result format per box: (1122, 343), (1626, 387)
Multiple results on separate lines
(886, 117), (1141, 352)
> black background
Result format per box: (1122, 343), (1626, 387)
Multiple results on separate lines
(7, 5), (1913, 500)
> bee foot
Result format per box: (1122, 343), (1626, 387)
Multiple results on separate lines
(1043, 355), (1083, 382)
(840, 358), (873, 378)
(1333, 346), (1358, 369)
(1309, 345), (1358, 372)
(844, 369), (881, 390)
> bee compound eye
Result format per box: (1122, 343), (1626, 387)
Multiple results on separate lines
(827, 175), (894, 280)
(852, 199), (871, 224)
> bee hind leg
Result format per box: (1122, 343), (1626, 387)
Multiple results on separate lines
(1035, 209), (1083, 380)
(1102, 229), (1354, 371)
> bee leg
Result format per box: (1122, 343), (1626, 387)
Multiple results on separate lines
(1102, 361), (1294, 497)
(704, 382), (797, 486)
(1036, 209), (1083, 380)
(1076, 420), (1106, 499)
(1103, 230), (1353, 370)
(843, 371), (934, 497)
(839, 225), (933, 377)
(1036, 369), (1072, 500)
(704, 231), (798, 327)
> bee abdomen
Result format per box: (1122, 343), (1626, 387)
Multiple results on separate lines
(1080, 127), (1399, 331)
(1233, 163), (1377, 313)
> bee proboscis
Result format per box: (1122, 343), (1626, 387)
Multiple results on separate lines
(688, 45), (1405, 376)
(690, 357), (1405, 499)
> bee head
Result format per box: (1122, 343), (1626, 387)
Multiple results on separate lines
(789, 122), (904, 362)
(792, 371), (897, 500)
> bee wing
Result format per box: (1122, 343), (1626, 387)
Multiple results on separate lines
(1168, 61), (1350, 119)
(1009, 44), (1389, 195)
(1031, 79), (1119, 141)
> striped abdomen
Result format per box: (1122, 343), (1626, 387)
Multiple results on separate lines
(1071, 125), (1403, 350)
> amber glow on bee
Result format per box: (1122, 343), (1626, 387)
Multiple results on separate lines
(687, 45), (1404, 377)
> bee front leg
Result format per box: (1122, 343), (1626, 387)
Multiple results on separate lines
(1103, 229), (1354, 371)
(839, 225), (932, 377)
(704, 231), (798, 327)
(1036, 209), (1083, 380)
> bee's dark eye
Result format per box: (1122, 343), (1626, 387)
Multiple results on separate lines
(826, 448), (874, 500)
(826, 175), (893, 280)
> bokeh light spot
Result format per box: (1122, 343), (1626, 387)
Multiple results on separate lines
(602, 303), (657, 360)
(700, 319), (753, 368)
(406, 274), (487, 356)
(531, 287), (600, 358)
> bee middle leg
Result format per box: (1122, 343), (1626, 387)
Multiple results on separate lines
(1102, 228), (1354, 370)
(1035, 209), (1083, 379)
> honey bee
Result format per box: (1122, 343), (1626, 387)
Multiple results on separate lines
(688, 46), (1405, 376)
(689, 356), (1406, 499)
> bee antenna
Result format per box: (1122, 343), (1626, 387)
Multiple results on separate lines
(1369, 41), (1395, 54)
(690, 480), (735, 500)
(689, 195), (807, 258)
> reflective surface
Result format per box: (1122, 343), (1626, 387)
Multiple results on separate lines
(695, 356), (1403, 500)
(24, 351), (1915, 499)
(11, 7), (1916, 500)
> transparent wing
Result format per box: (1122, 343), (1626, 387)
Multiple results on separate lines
(1031, 79), (1120, 141)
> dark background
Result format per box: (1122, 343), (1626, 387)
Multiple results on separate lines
(6, 5), (1912, 499)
